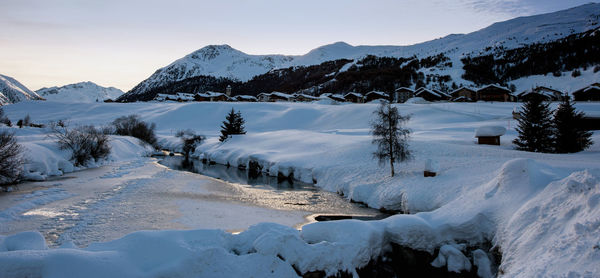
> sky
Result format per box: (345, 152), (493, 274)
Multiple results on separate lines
(0, 0), (594, 91)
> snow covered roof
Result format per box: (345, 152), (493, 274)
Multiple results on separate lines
(395, 87), (414, 92)
(196, 91), (225, 98)
(479, 84), (512, 93)
(415, 88), (443, 98)
(270, 91), (292, 98)
(233, 95), (257, 101)
(475, 126), (507, 137)
(365, 91), (387, 97)
(344, 92), (363, 98)
(293, 94), (320, 100)
(584, 86), (600, 92)
(450, 87), (477, 95)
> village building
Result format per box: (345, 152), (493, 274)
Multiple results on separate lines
(518, 86), (563, 102)
(475, 126), (506, 145)
(153, 93), (177, 102)
(365, 91), (389, 102)
(194, 91), (229, 102)
(414, 88), (450, 102)
(257, 93), (271, 102)
(394, 87), (414, 103)
(324, 93), (346, 102)
(573, 83), (600, 101)
(232, 95), (257, 102)
(175, 92), (195, 102)
(477, 84), (514, 102)
(269, 91), (293, 102)
(293, 93), (320, 102)
(450, 87), (477, 102)
(344, 92), (364, 103)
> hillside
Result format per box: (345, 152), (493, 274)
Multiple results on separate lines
(118, 3), (600, 102)
(36, 81), (123, 103)
(0, 74), (43, 105)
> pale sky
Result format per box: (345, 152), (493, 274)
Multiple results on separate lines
(0, 0), (593, 91)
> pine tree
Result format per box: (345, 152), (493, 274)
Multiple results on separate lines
(219, 108), (246, 142)
(371, 102), (411, 177)
(513, 96), (554, 152)
(554, 95), (593, 153)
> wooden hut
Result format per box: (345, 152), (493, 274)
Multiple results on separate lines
(293, 93), (320, 102)
(269, 92), (293, 102)
(344, 92), (364, 103)
(518, 86), (563, 102)
(477, 85), (514, 102)
(475, 126), (506, 145)
(257, 93), (272, 102)
(365, 91), (389, 102)
(450, 87), (477, 102)
(414, 88), (449, 102)
(394, 87), (414, 103)
(325, 93), (345, 102)
(232, 95), (257, 102)
(573, 83), (600, 101)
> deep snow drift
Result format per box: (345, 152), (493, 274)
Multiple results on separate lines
(0, 100), (599, 277)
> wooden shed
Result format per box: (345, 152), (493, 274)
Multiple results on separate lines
(365, 91), (389, 102)
(344, 92), (364, 103)
(394, 87), (414, 103)
(573, 83), (600, 101)
(450, 87), (477, 102)
(518, 86), (563, 102)
(477, 84), (514, 102)
(475, 126), (506, 145)
(414, 88), (449, 102)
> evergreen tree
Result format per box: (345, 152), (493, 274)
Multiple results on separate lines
(371, 103), (411, 177)
(513, 96), (554, 152)
(554, 95), (593, 153)
(219, 108), (246, 142)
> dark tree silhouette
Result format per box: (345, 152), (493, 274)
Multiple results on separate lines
(219, 108), (246, 142)
(513, 96), (554, 152)
(554, 95), (593, 153)
(371, 103), (411, 177)
(176, 130), (205, 160)
(0, 131), (23, 188)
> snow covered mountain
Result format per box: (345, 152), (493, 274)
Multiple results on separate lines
(36, 81), (124, 103)
(0, 74), (43, 105)
(123, 3), (600, 99)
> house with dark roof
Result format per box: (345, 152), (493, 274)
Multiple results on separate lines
(232, 95), (257, 102)
(293, 93), (320, 102)
(269, 92), (293, 102)
(573, 83), (600, 101)
(194, 91), (229, 102)
(394, 87), (414, 103)
(322, 93), (345, 102)
(477, 84), (514, 102)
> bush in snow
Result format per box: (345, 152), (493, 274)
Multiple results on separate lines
(0, 130), (23, 188)
(0, 107), (10, 126)
(111, 114), (158, 148)
(553, 95), (593, 153)
(50, 124), (110, 166)
(571, 69), (581, 77)
(513, 96), (554, 153)
(371, 102), (411, 177)
(219, 108), (246, 142)
(176, 130), (205, 160)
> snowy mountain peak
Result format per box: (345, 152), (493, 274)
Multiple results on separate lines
(187, 44), (240, 61)
(36, 81), (123, 103)
(0, 74), (43, 105)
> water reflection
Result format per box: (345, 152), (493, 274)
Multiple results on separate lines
(159, 156), (315, 191)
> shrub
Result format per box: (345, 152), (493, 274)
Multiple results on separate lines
(571, 69), (581, 77)
(112, 115), (158, 148)
(0, 107), (11, 126)
(176, 130), (205, 160)
(0, 130), (23, 188)
(51, 124), (111, 166)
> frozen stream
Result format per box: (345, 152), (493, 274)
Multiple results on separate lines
(0, 157), (382, 247)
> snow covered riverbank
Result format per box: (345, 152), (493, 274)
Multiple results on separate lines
(1, 100), (599, 277)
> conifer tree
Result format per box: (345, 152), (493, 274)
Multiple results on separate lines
(513, 96), (554, 152)
(371, 103), (411, 177)
(219, 108), (246, 142)
(554, 95), (592, 153)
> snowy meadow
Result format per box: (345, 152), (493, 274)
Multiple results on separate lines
(1, 100), (599, 277)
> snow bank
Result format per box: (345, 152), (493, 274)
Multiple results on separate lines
(475, 126), (506, 137)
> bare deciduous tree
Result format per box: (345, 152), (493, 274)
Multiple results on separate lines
(371, 103), (411, 177)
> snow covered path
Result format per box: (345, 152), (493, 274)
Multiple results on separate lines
(1, 157), (353, 247)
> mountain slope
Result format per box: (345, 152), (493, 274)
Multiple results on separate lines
(0, 74), (43, 105)
(120, 3), (600, 101)
(36, 81), (124, 103)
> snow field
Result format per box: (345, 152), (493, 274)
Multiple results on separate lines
(0, 100), (599, 277)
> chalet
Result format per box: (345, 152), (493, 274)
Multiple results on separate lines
(153, 94), (173, 101)
(365, 91), (389, 102)
(450, 87), (477, 102)
(477, 84), (514, 102)
(344, 92), (364, 103)
(194, 91), (229, 102)
(269, 92), (293, 102)
(175, 92), (195, 102)
(257, 93), (271, 102)
(475, 126), (506, 145)
(232, 95), (257, 102)
(293, 93), (320, 102)
(518, 86), (563, 102)
(394, 87), (414, 103)
(414, 88), (449, 102)
(573, 83), (600, 101)
(321, 93), (345, 102)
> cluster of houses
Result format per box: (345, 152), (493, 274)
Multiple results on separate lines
(153, 82), (600, 104)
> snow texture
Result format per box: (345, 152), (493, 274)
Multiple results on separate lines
(36, 81), (123, 103)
